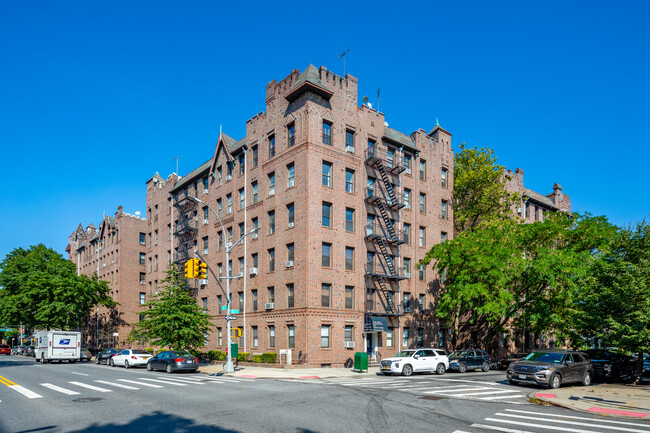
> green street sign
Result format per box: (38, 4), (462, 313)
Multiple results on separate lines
(221, 306), (228, 310)
(0, 328), (12, 332)
(230, 309), (239, 314)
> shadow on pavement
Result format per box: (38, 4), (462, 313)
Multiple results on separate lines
(0, 360), (37, 367)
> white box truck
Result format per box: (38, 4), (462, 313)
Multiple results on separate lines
(34, 331), (81, 363)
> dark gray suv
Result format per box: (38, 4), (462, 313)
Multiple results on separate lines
(507, 350), (593, 389)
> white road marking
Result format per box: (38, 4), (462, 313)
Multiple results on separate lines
(117, 379), (163, 388)
(94, 380), (139, 390)
(40, 383), (80, 395)
(504, 409), (650, 428)
(69, 381), (112, 392)
(485, 417), (619, 433)
(472, 424), (536, 433)
(495, 412), (650, 433)
(150, 377), (205, 385)
(431, 377), (497, 385)
(425, 386), (493, 394)
(455, 390), (522, 397)
(10, 385), (43, 399)
(137, 378), (186, 386)
(70, 372), (89, 376)
(479, 394), (526, 400)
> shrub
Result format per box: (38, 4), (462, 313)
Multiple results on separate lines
(207, 350), (223, 361)
(261, 353), (277, 363)
(252, 354), (263, 363)
(237, 352), (250, 362)
(144, 348), (154, 355)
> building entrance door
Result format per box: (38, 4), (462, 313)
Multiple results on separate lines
(366, 333), (379, 361)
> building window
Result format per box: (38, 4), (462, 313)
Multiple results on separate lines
(287, 283), (294, 308)
(139, 293), (146, 305)
(139, 253), (146, 265)
(266, 210), (275, 234)
(417, 328), (424, 347)
(345, 169), (355, 193)
(287, 123), (295, 147)
(252, 181), (258, 203)
(238, 257), (244, 277)
(140, 273), (145, 284)
(217, 166), (222, 186)
(404, 153), (412, 175)
(321, 243), (332, 267)
(535, 205), (539, 221)
(239, 222), (245, 239)
(217, 198), (222, 217)
(268, 249), (275, 272)
(441, 168), (448, 188)
(366, 252), (375, 274)
(287, 163), (295, 187)
(269, 326), (275, 348)
(252, 290), (258, 311)
(252, 253), (258, 270)
(227, 194), (232, 214)
(404, 189), (411, 209)
(202, 297), (208, 313)
(238, 188), (245, 210)
(287, 243), (294, 264)
(252, 145), (258, 168)
(420, 160), (426, 180)
(268, 134), (275, 159)
(217, 328), (222, 346)
(403, 292), (410, 312)
(322, 161), (332, 187)
(203, 236), (209, 255)
(345, 325), (353, 342)
(268, 172), (275, 196)
(419, 264), (425, 281)
(238, 292), (244, 310)
(366, 289), (375, 311)
(387, 147), (395, 169)
(287, 203), (295, 227)
(139, 233), (146, 245)
(387, 328), (394, 347)
(321, 283), (331, 307)
(322, 202), (332, 227)
(239, 154), (245, 176)
(227, 227), (233, 243)
(322, 120), (332, 145)
(217, 295), (222, 313)
(203, 176), (209, 192)
(345, 129), (355, 152)
(345, 286), (354, 309)
(252, 326), (258, 347)
(345, 208), (355, 232)
(441, 231), (448, 242)
(218, 231), (223, 250)
(321, 325), (330, 348)
(403, 257), (411, 278)
(345, 246), (354, 271)
(403, 328), (409, 347)
(418, 294), (425, 312)
(441, 201), (447, 220)
(267, 286), (275, 303)
(252, 217), (258, 234)
(419, 193), (426, 213)
(403, 223), (411, 244)
(288, 325), (295, 348)
(419, 227), (426, 247)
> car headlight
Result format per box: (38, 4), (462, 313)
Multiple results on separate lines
(394, 363), (399, 368)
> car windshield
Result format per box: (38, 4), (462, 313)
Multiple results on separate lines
(525, 352), (564, 364)
(394, 350), (416, 358)
(132, 350), (150, 355)
(172, 351), (192, 357)
(449, 351), (470, 358)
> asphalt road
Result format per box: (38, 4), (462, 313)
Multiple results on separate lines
(1, 355), (649, 433)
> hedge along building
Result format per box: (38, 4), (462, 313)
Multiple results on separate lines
(158, 65), (454, 366)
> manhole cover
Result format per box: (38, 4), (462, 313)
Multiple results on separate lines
(419, 396), (445, 401)
(72, 397), (103, 402)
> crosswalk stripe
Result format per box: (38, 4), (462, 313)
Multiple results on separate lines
(10, 385), (43, 399)
(41, 383), (80, 395)
(117, 379), (163, 388)
(69, 382), (112, 392)
(479, 394), (526, 400)
(485, 417), (612, 433)
(504, 409), (650, 428)
(137, 378), (186, 386)
(472, 423), (536, 433)
(95, 380), (139, 390)
(425, 386), (493, 394)
(495, 412), (650, 433)
(150, 377), (205, 385)
(455, 390), (522, 397)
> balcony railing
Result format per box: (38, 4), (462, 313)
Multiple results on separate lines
(364, 223), (405, 245)
(364, 188), (405, 210)
(365, 263), (406, 280)
(365, 147), (407, 174)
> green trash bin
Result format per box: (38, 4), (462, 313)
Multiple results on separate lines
(354, 352), (368, 373)
(231, 343), (238, 359)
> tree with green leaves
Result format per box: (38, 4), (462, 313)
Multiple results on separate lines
(452, 142), (520, 234)
(128, 264), (213, 350)
(573, 219), (650, 381)
(0, 244), (116, 330)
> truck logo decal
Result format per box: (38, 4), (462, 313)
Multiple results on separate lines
(59, 339), (70, 345)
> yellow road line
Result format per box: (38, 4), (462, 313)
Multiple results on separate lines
(0, 376), (17, 386)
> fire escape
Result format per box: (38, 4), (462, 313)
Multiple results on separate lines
(364, 144), (407, 324)
(173, 189), (198, 264)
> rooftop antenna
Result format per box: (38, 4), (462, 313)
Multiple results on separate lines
(172, 155), (183, 174)
(377, 86), (381, 112)
(339, 49), (349, 76)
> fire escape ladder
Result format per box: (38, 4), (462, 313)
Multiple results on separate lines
(375, 199), (397, 240)
(374, 276), (397, 315)
(376, 160), (398, 205)
(375, 237), (396, 276)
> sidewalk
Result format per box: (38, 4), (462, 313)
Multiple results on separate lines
(199, 364), (650, 419)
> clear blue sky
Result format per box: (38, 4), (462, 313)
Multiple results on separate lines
(1, 1), (648, 262)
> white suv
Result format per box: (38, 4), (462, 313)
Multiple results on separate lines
(380, 348), (449, 376)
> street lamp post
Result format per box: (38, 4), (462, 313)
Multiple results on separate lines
(189, 196), (257, 373)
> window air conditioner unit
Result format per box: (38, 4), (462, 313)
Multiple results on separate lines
(226, 175), (232, 181)
(265, 302), (275, 310)
(344, 341), (355, 349)
(517, 207), (524, 214)
(139, 281), (145, 285)
(252, 233), (258, 239)
(199, 279), (208, 285)
(249, 267), (258, 275)
(288, 222), (294, 228)
(203, 249), (208, 255)
(203, 189), (209, 195)
(345, 145), (355, 154)
(286, 260), (294, 268)
(203, 219), (209, 225)
(406, 168), (412, 175)
(404, 272), (411, 278)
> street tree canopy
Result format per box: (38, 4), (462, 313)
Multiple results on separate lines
(128, 264), (213, 350)
(0, 244), (116, 330)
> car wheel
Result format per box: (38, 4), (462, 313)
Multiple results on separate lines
(95, 357), (100, 364)
(166, 364), (173, 374)
(146, 363), (153, 371)
(548, 373), (561, 389)
(436, 363), (446, 375)
(481, 361), (490, 372)
(41, 354), (48, 364)
(458, 362), (467, 373)
(401, 364), (413, 376)
(508, 378), (518, 385)
(582, 371), (592, 386)
(109, 359), (114, 367)
(124, 360), (130, 369)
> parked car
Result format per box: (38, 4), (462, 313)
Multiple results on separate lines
(641, 354), (650, 383)
(146, 350), (199, 373)
(24, 346), (35, 357)
(380, 348), (449, 376)
(584, 349), (635, 383)
(448, 349), (492, 373)
(498, 353), (529, 370)
(79, 348), (92, 362)
(110, 349), (152, 368)
(11, 346), (24, 355)
(96, 348), (121, 365)
(507, 350), (593, 389)
(0, 345), (10, 355)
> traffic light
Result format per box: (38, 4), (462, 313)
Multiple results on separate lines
(197, 260), (207, 279)
(184, 259), (195, 279)
(193, 258), (200, 279)
(232, 328), (242, 338)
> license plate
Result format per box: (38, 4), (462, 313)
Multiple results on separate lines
(143, 357), (149, 360)
(518, 374), (527, 379)
(381, 366), (388, 370)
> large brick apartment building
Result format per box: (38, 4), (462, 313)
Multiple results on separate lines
(67, 65), (570, 365)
